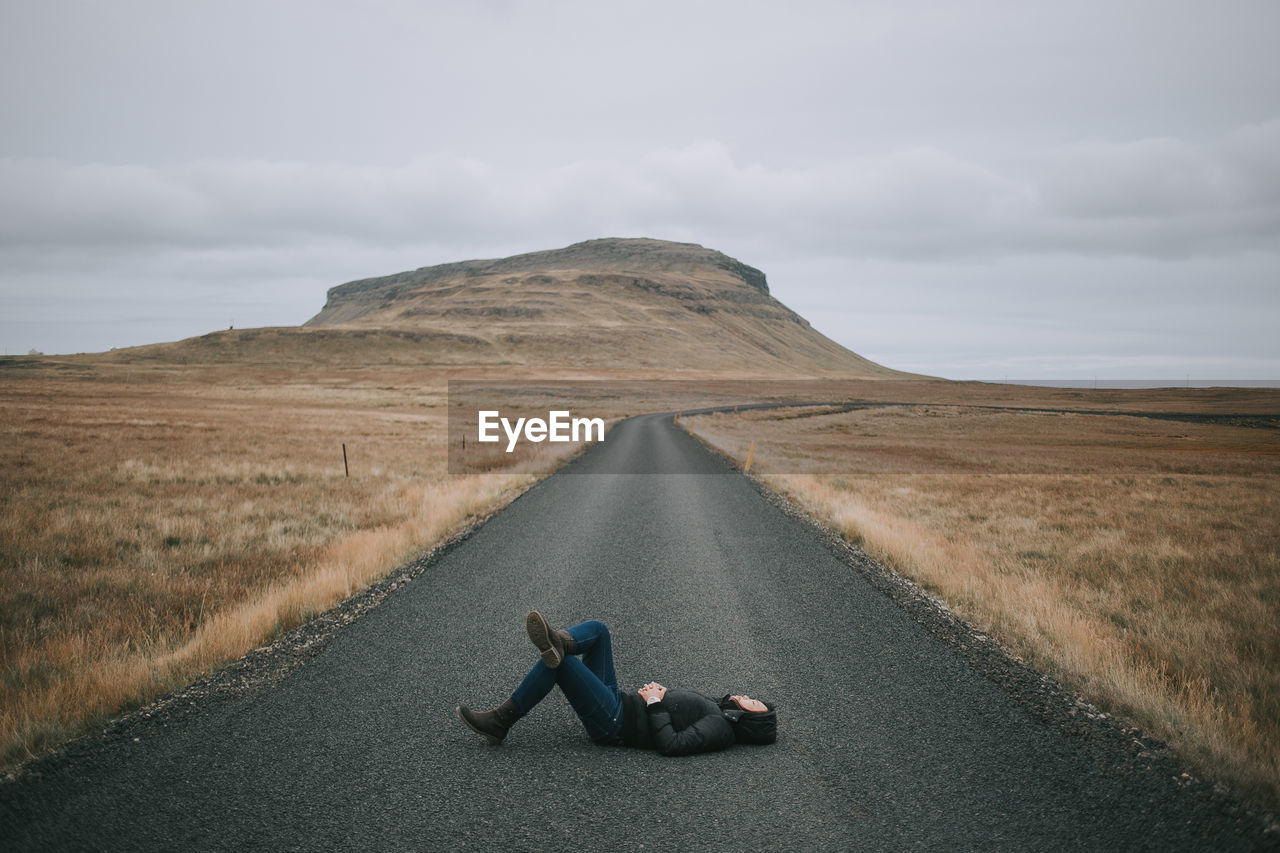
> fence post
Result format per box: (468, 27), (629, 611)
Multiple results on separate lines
(342, 443), (349, 477)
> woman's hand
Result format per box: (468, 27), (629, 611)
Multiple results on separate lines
(638, 682), (667, 703)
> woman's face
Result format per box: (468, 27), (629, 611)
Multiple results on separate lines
(730, 695), (768, 713)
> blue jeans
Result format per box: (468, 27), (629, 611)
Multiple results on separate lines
(509, 620), (624, 745)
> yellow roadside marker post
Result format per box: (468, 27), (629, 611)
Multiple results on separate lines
(744, 441), (756, 473)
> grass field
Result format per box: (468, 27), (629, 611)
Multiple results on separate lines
(0, 358), (603, 772)
(686, 396), (1280, 807)
(0, 356), (787, 773)
(7, 358), (1279, 811)
(0, 354), (789, 772)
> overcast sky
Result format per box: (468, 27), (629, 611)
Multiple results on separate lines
(2, 1), (1277, 378)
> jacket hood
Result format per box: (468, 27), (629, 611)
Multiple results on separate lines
(718, 697), (777, 745)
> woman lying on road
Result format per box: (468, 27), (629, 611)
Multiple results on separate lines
(456, 612), (777, 756)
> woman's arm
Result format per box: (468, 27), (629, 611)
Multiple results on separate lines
(646, 698), (735, 756)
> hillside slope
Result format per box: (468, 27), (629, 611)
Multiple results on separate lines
(302, 238), (910, 376)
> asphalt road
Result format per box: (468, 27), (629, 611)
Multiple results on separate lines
(1, 413), (1266, 850)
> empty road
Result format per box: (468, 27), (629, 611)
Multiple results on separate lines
(1, 413), (1264, 850)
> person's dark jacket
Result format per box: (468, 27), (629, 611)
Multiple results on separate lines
(619, 689), (735, 756)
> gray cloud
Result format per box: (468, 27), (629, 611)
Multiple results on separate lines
(3, 119), (1278, 262)
(2, 0), (1278, 374)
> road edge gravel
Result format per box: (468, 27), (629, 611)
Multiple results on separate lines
(688, 434), (1280, 847)
(0, 480), (539, 794)
(5, 418), (1278, 849)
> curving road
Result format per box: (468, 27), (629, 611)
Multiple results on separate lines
(1, 413), (1264, 850)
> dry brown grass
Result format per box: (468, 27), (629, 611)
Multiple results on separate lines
(0, 359), (595, 771)
(688, 399), (1280, 806)
(9, 356), (1277, 807)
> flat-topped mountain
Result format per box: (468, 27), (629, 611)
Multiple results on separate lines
(300, 238), (908, 376)
(308, 238), (771, 324)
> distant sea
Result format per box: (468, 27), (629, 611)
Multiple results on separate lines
(977, 379), (1280, 389)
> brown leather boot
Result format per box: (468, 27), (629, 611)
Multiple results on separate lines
(525, 610), (574, 669)
(456, 699), (521, 745)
